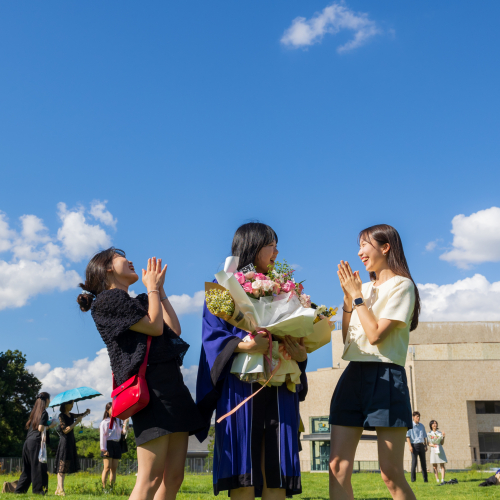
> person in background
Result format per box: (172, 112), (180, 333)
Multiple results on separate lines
(406, 411), (428, 483)
(100, 402), (129, 490)
(15, 392), (58, 495)
(428, 420), (447, 484)
(54, 401), (91, 496)
(479, 469), (500, 487)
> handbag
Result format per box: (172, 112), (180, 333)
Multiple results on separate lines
(38, 431), (47, 463)
(110, 336), (151, 428)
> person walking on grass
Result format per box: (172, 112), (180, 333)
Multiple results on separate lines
(15, 392), (58, 495)
(406, 411), (428, 483)
(329, 224), (419, 500)
(428, 420), (447, 484)
(54, 401), (91, 496)
(99, 402), (129, 491)
(77, 248), (204, 500)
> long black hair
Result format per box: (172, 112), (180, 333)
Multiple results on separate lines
(77, 247), (126, 312)
(358, 224), (421, 332)
(429, 420), (438, 430)
(103, 402), (112, 420)
(25, 392), (50, 431)
(231, 222), (278, 271)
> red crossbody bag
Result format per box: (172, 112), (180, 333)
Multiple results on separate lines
(110, 336), (151, 428)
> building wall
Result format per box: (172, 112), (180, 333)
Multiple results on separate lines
(299, 322), (500, 471)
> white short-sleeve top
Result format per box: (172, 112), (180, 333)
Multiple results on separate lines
(342, 276), (415, 367)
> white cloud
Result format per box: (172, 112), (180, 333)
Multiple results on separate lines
(0, 203), (115, 310)
(168, 290), (205, 315)
(439, 207), (500, 269)
(89, 200), (117, 230)
(57, 203), (112, 262)
(281, 2), (382, 53)
(29, 351), (199, 424)
(290, 263), (303, 271)
(418, 274), (500, 321)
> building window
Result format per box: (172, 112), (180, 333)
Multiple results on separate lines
(311, 441), (330, 471)
(478, 432), (500, 453)
(311, 417), (330, 434)
(475, 401), (500, 414)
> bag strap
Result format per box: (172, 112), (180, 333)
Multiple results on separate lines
(138, 336), (152, 378)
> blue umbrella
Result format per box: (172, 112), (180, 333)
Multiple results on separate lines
(49, 386), (102, 409)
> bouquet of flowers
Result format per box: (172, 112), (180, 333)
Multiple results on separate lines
(205, 257), (337, 393)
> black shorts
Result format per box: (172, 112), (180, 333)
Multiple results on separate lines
(101, 440), (122, 460)
(329, 361), (412, 430)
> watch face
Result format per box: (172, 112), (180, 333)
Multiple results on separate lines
(354, 298), (364, 306)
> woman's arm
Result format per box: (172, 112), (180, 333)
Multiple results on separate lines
(61, 414), (83, 434)
(159, 285), (181, 336)
(130, 257), (167, 337)
(341, 295), (352, 343)
(338, 261), (403, 345)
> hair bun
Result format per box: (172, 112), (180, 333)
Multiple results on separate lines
(77, 293), (94, 312)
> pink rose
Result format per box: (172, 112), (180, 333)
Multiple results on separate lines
(273, 282), (281, 294)
(281, 281), (296, 293)
(300, 294), (311, 308)
(234, 272), (246, 285)
(242, 282), (253, 294)
(244, 271), (255, 280)
(254, 273), (268, 281)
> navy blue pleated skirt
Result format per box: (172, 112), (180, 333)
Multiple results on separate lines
(329, 361), (412, 431)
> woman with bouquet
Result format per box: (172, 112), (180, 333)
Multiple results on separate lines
(330, 224), (419, 500)
(428, 420), (447, 483)
(196, 222), (308, 499)
(77, 248), (203, 500)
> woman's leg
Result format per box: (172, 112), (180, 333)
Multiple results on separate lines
(432, 464), (438, 482)
(440, 464), (445, 482)
(102, 459), (111, 488)
(110, 459), (119, 487)
(129, 435), (169, 500)
(57, 473), (65, 494)
(261, 435), (286, 500)
(329, 425), (363, 500)
(377, 428), (416, 500)
(153, 432), (189, 500)
(230, 487), (255, 499)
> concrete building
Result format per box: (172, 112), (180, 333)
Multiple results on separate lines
(299, 322), (500, 471)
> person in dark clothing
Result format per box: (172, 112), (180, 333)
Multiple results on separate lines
(15, 392), (58, 495)
(54, 401), (90, 496)
(479, 470), (500, 486)
(77, 248), (203, 500)
(406, 411), (428, 483)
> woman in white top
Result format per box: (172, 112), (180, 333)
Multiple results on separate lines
(428, 420), (447, 483)
(329, 224), (420, 500)
(100, 402), (128, 490)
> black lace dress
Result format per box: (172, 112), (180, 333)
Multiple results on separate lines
(91, 288), (204, 446)
(54, 413), (80, 474)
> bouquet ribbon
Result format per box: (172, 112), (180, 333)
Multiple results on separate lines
(217, 331), (282, 424)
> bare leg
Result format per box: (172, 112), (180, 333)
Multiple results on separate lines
(129, 435), (170, 500)
(102, 458), (111, 488)
(329, 425), (363, 500)
(377, 427), (416, 500)
(432, 464), (438, 482)
(153, 432), (189, 500)
(260, 436), (286, 500)
(230, 487), (255, 499)
(110, 458), (119, 487)
(57, 473), (65, 494)
(440, 464), (445, 482)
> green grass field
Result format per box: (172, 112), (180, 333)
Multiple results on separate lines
(1, 471), (498, 499)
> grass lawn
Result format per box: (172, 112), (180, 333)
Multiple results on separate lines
(1, 471), (498, 499)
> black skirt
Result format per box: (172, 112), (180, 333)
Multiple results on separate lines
(101, 440), (122, 460)
(132, 359), (204, 446)
(329, 361), (412, 431)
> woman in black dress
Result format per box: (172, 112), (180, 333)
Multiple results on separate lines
(15, 392), (57, 495)
(54, 401), (90, 496)
(77, 248), (204, 500)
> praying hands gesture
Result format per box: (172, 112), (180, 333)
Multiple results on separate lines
(337, 261), (363, 300)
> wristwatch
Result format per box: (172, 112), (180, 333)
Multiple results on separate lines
(353, 297), (365, 308)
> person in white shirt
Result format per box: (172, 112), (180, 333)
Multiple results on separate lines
(329, 224), (420, 500)
(99, 402), (129, 490)
(427, 420), (447, 483)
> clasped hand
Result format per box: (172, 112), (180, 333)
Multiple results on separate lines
(337, 260), (363, 299)
(142, 257), (167, 291)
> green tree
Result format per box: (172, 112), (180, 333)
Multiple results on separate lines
(0, 350), (42, 456)
(206, 425), (215, 461)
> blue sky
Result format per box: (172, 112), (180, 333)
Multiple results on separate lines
(1, 1), (499, 417)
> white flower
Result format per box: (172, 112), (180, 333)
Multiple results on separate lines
(317, 305), (327, 315)
(262, 280), (275, 292)
(252, 280), (263, 290)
